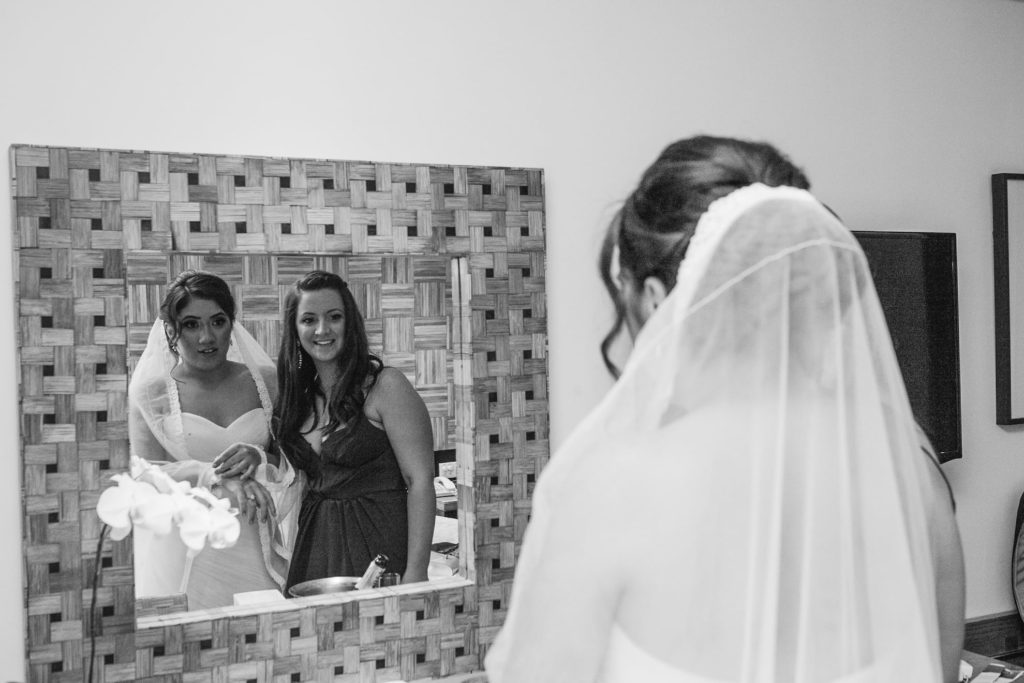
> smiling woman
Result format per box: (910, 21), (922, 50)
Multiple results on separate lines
(274, 270), (436, 590)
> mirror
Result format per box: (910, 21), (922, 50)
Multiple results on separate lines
(126, 251), (464, 622)
(12, 144), (547, 681)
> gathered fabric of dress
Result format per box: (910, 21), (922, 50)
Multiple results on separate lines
(284, 411), (409, 590)
(485, 184), (945, 682)
(129, 320), (302, 610)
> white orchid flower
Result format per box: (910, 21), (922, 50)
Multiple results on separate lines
(176, 497), (212, 552)
(98, 455), (243, 552)
(96, 473), (141, 540)
(130, 484), (176, 536)
(206, 506), (241, 549)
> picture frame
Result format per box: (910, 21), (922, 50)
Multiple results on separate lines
(992, 173), (1024, 425)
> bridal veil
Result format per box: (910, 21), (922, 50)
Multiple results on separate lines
(486, 184), (946, 681)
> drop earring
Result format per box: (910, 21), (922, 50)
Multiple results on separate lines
(297, 341), (303, 369)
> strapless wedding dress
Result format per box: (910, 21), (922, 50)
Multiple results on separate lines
(597, 624), (883, 683)
(135, 409), (282, 610)
(597, 624), (715, 683)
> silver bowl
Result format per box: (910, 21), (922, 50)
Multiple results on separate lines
(288, 576), (361, 598)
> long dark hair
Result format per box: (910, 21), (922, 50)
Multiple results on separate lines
(274, 270), (382, 474)
(160, 270), (236, 354)
(599, 135), (811, 377)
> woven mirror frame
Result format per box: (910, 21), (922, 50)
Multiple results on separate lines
(11, 144), (548, 682)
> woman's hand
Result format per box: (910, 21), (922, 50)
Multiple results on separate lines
(212, 443), (263, 480)
(215, 477), (276, 524)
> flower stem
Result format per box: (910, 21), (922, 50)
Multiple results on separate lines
(88, 523), (109, 683)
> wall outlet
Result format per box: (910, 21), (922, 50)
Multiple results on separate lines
(439, 461), (457, 479)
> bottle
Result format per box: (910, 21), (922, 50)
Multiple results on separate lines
(354, 553), (389, 590)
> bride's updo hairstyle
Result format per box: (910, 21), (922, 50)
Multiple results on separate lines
(599, 135), (810, 377)
(160, 270), (237, 356)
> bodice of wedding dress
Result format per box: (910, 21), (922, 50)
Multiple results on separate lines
(130, 320), (301, 604)
(135, 406), (299, 606)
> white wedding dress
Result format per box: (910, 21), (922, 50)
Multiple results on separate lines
(598, 625), (885, 683)
(131, 320), (300, 612)
(598, 625), (707, 682)
(135, 409), (292, 610)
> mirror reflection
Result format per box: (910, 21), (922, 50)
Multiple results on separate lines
(126, 254), (463, 620)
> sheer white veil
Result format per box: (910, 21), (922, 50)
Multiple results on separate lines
(128, 319), (276, 462)
(487, 184), (943, 681)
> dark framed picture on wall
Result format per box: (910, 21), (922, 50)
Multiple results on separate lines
(992, 173), (1024, 425)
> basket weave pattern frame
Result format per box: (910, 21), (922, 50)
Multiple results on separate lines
(11, 145), (548, 682)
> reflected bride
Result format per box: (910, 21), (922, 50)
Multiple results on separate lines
(128, 270), (301, 611)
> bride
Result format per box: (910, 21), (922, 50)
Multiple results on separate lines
(128, 270), (301, 611)
(485, 136), (964, 681)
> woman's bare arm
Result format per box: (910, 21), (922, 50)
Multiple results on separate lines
(367, 368), (436, 584)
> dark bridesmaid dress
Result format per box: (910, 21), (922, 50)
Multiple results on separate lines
(285, 413), (408, 591)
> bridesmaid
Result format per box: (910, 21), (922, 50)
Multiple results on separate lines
(275, 270), (435, 588)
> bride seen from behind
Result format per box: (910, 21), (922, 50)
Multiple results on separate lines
(128, 270), (302, 611)
(485, 136), (965, 682)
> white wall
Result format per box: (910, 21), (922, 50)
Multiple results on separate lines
(2, 0), (1024, 678)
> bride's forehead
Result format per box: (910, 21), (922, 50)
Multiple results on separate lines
(178, 297), (227, 318)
